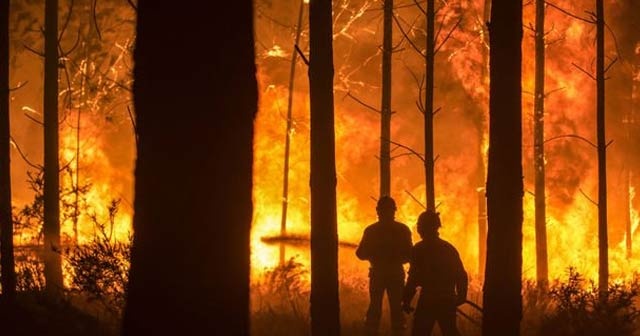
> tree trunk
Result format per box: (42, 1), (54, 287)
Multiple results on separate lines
(478, 0), (491, 280)
(309, 0), (340, 335)
(121, 2), (256, 334)
(482, 0), (523, 334)
(425, 0), (435, 211)
(43, 0), (63, 297)
(596, 0), (608, 293)
(0, 0), (16, 302)
(380, 0), (392, 197)
(533, 0), (548, 289)
(280, 0), (305, 265)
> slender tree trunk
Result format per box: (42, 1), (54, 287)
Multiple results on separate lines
(425, 0), (435, 211)
(122, 1), (256, 334)
(309, 0), (340, 334)
(280, 0), (305, 265)
(596, 0), (608, 293)
(533, 0), (548, 289)
(624, 168), (631, 258)
(380, 0), (392, 197)
(478, 0), (491, 280)
(0, 0), (16, 302)
(44, 0), (63, 296)
(482, 0), (523, 334)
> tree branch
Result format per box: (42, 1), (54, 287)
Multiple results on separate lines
(579, 188), (598, 206)
(392, 13), (425, 56)
(344, 92), (381, 114)
(405, 190), (426, 209)
(545, 1), (595, 24)
(435, 16), (462, 55)
(23, 44), (44, 57)
(9, 136), (42, 169)
(294, 44), (309, 66)
(544, 134), (597, 149)
(9, 81), (29, 92)
(388, 139), (425, 162)
(571, 62), (596, 81)
(24, 113), (44, 126)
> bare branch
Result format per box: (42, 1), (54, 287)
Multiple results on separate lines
(604, 56), (618, 74)
(61, 28), (82, 57)
(435, 16), (462, 54)
(9, 136), (42, 169)
(388, 139), (425, 162)
(545, 1), (595, 24)
(405, 190), (426, 209)
(294, 44), (309, 66)
(23, 44), (44, 58)
(544, 134), (597, 149)
(58, 0), (74, 43)
(544, 86), (565, 98)
(413, 0), (426, 15)
(579, 188), (598, 206)
(393, 14), (425, 56)
(605, 139), (614, 148)
(24, 113), (44, 126)
(93, 0), (102, 41)
(9, 81), (29, 92)
(126, 0), (137, 11)
(571, 62), (596, 81)
(344, 92), (381, 114)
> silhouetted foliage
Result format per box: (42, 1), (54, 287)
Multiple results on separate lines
(540, 269), (640, 336)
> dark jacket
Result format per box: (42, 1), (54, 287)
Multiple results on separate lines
(403, 237), (468, 305)
(356, 221), (412, 274)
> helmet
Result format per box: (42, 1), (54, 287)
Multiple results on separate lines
(376, 196), (397, 212)
(417, 210), (441, 233)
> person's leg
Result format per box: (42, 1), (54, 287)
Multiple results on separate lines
(436, 306), (460, 336)
(387, 274), (406, 335)
(365, 275), (384, 335)
(411, 299), (436, 336)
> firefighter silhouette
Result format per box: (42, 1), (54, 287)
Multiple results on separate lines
(402, 210), (468, 336)
(356, 196), (413, 335)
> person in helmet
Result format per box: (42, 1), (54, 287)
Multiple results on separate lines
(402, 210), (468, 336)
(356, 196), (413, 336)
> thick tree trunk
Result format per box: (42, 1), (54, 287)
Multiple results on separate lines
(533, 0), (548, 289)
(425, 0), (435, 211)
(43, 0), (63, 296)
(380, 0), (392, 197)
(482, 0), (523, 335)
(596, 0), (608, 293)
(309, 0), (340, 335)
(0, 0), (16, 302)
(121, 2), (256, 334)
(280, 0), (305, 265)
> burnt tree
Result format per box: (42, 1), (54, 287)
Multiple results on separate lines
(379, 0), (392, 197)
(424, 0), (436, 211)
(533, 0), (548, 288)
(482, 0), (523, 335)
(43, 0), (63, 296)
(122, 1), (256, 334)
(280, 0), (305, 265)
(0, 0), (16, 301)
(596, 0), (608, 292)
(309, 0), (341, 334)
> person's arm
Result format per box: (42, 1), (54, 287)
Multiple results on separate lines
(355, 228), (371, 260)
(402, 246), (418, 313)
(454, 250), (468, 306)
(400, 226), (413, 264)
